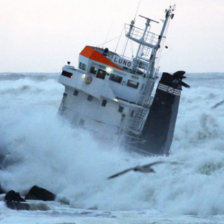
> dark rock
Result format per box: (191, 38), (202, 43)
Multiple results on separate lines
(4, 188), (52, 211)
(4, 190), (25, 202)
(25, 185), (55, 201)
(4, 190), (29, 210)
(58, 196), (70, 205)
(6, 201), (30, 210)
(6, 201), (50, 211)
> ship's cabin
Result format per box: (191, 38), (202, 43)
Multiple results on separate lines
(59, 45), (153, 106)
(73, 45), (151, 104)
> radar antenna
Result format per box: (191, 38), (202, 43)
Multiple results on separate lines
(139, 15), (159, 24)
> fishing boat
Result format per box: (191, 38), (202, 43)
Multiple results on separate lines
(58, 5), (189, 155)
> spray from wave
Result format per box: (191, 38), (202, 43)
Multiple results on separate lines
(0, 72), (224, 215)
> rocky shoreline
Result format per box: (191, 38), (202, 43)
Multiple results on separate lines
(1, 185), (56, 211)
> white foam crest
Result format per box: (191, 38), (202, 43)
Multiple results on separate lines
(0, 73), (224, 215)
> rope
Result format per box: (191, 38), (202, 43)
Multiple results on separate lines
(134, 0), (142, 21)
(100, 35), (121, 47)
(115, 26), (124, 53)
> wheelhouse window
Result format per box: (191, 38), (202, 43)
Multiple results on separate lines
(109, 74), (122, 83)
(101, 99), (107, 107)
(127, 80), (139, 89)
(130, 110), (135, 117)
(87, 95), (93, 101)
(73, 90), (79, 96)
(90, 66), (97, 74)
(61, 70), (73, 78)
(96, 69), (106, 79)
(118, 105), (124, 113)
(79, 62), (86, 71)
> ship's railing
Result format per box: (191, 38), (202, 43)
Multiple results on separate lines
(125, 24), (159, 46)
(127, 107), (149, 134)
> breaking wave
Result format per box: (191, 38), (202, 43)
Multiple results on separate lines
(0, 72), (224, 215)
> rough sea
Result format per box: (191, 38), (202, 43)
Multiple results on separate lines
(0, 72), (224, 224)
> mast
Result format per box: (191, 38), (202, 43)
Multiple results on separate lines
(148, 5), (176, 77)
(125, 5), (175, 106)
(126, 5), (175, 78)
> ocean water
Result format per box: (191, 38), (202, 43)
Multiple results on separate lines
(0, 72), (224, 224)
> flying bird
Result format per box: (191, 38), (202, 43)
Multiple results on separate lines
(211, 100), (224, 109)
(108, 161), (166, 179)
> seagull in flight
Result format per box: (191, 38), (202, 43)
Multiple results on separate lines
(108, 161), (166, 179)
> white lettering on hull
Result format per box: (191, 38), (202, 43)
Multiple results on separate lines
(112, 55), (133, 69)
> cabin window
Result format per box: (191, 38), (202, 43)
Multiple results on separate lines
(127, 80), (139, 89)
(130, 110), (135, 117)
(87, 95), (93, 101)
(101, 99), (107, 107)
(61, 70), (73, 78)
(90, 66), (97, 74)
(61, 92), (67, 103)
(73, 90), (79, 96)
(96, 69), (106, 79)
(79, 62), (86, 71)
(79, 119), (85, 127)
(118, 105), (124, 113)
(109, 74), (122, 83)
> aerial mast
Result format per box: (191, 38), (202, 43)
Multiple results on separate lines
(126, 5), (175, 78)
(148, 5), (176, 77)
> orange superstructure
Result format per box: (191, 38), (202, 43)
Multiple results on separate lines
(80, 46), (122, 70)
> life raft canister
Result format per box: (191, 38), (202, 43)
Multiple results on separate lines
(85, 76), (92, 84)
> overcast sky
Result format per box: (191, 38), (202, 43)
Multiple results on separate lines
(0, 0), (224, 73)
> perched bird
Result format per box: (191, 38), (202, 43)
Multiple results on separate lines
(108, 161), (165, 179)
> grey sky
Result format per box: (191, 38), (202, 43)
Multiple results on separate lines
(0, 0), (224, 73)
